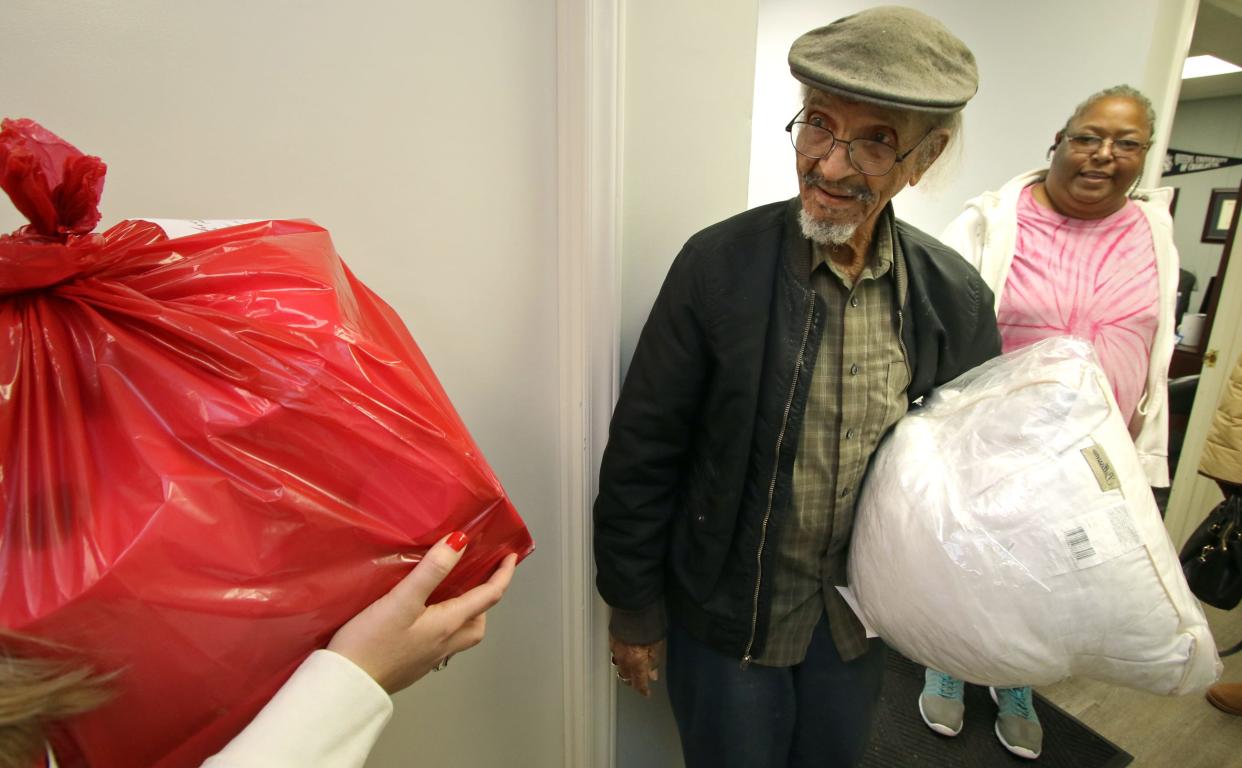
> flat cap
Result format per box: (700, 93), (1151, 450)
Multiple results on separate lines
(788, 6), (978, 113)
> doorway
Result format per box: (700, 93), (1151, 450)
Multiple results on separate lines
(1161, 0), (1242, 546)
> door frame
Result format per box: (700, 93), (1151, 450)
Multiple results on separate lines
(1166, 186), (1242, 546)
(557, 1), (622, 766)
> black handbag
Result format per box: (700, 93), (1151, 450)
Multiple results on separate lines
(1180, 493), (1242, 611)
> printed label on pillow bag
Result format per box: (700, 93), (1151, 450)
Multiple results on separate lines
(1004, 501), (1144, 582)
(1081, 443), (1121, 493)
(1052, 504), (1142, 574)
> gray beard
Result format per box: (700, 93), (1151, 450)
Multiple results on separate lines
(798, 207), (859, 246)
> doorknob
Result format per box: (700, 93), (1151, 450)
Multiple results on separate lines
(1205, 349), (1218, 367)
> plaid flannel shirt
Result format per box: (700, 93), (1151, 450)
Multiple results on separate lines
(756, 213), (911, 666)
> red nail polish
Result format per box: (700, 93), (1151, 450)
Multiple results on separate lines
(446, 531), (468, 552)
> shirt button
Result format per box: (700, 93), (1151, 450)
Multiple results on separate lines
(850, 296), (859, 308)
(846, 428), (855, 439)
(850, 363), (859, 376)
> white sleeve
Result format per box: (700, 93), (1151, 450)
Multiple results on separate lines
(939, 205), (985, 273)
(201, 650), (394, 768)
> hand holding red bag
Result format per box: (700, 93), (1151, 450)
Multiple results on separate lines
(0, 119), (533, 768)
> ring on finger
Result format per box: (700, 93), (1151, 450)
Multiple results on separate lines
(432, 656), (451, 672)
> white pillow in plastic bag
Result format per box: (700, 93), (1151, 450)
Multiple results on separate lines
(848, 337), (1220, 694)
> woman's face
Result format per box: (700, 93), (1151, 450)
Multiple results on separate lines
(1043, 96), (1151, 219)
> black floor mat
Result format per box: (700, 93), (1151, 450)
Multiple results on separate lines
(860, 650), (1133, 767)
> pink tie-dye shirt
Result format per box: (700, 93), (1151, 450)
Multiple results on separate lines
(997, 186), (1159, 424)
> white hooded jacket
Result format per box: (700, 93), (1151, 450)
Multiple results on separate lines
(940, 168), (1178, 487)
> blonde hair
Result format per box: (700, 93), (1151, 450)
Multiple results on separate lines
(0, 632), (115, 768)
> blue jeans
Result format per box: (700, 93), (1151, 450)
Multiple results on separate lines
(666, 613), (885, 768)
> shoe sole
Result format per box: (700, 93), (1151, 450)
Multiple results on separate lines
(918, 695), (963, 737)
(989, 687), (1042, 760)
(993, 721), (1041, 760)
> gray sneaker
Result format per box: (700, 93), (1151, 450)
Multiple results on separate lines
(990, 686), (1043, 759)
(919, 668), (965, 736)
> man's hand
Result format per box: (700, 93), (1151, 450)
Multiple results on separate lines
(609, 634), (665, 697)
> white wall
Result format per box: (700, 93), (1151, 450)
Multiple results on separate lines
(748, 0), (1180, 238)
(0, 2), (565, 766)
(617, 2), (760, 766)
(1166, 95), (1242, 313)
(619, 0), (762, 375)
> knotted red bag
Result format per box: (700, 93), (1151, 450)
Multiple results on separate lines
(0, 118), (533, 767)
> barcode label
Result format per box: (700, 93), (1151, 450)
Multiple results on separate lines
(1017, 503), (1144, 579)
(1065, 526), (1097, 561)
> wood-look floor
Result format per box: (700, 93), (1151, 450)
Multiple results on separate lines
(1038, 604), (1242, 767)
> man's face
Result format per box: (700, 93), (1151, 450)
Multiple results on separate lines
(796, 91), (934, 245)
(1045, 96), (1150, 218)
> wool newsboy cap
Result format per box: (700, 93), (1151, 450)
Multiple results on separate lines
(788, 6), (978, 113)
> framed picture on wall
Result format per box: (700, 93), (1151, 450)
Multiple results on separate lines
(1202, 187), (1238, 243)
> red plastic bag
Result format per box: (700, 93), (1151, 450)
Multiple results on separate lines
(0, 119), (533, 767)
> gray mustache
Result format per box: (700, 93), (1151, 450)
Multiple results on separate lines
(801, 173), (877, 203)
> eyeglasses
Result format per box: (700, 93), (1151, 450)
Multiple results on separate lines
(785, 109), (929, 177)
(1064, 134), (1150, 158)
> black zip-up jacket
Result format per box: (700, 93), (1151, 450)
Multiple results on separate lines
(594, 198), (1002, 661)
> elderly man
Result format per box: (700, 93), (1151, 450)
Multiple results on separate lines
(594, 7), (1001, 767)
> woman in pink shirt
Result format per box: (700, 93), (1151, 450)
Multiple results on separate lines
(924, 85), (1179, 760)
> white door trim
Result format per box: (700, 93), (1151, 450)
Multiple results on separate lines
(557, 1), (622, 766)
(1166, 225), (1242, 546)
(1141, 0), (1197, 186)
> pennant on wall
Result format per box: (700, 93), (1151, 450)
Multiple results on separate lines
(1164, 148), (1242, 177)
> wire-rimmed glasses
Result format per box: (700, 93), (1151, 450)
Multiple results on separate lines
(1063, 134), (1150, 158)
(785, 109), (929, 177)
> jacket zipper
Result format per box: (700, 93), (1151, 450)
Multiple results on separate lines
(741, 289), (816, 668)
(896, 307), (909, 384)
(893, 227), (912, 385)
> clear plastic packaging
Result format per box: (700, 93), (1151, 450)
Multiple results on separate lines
(849, 337), (1219, 694)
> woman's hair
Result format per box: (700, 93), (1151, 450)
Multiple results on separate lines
(0, 632), (114, 768)
(1061, 84), (1157, 138)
